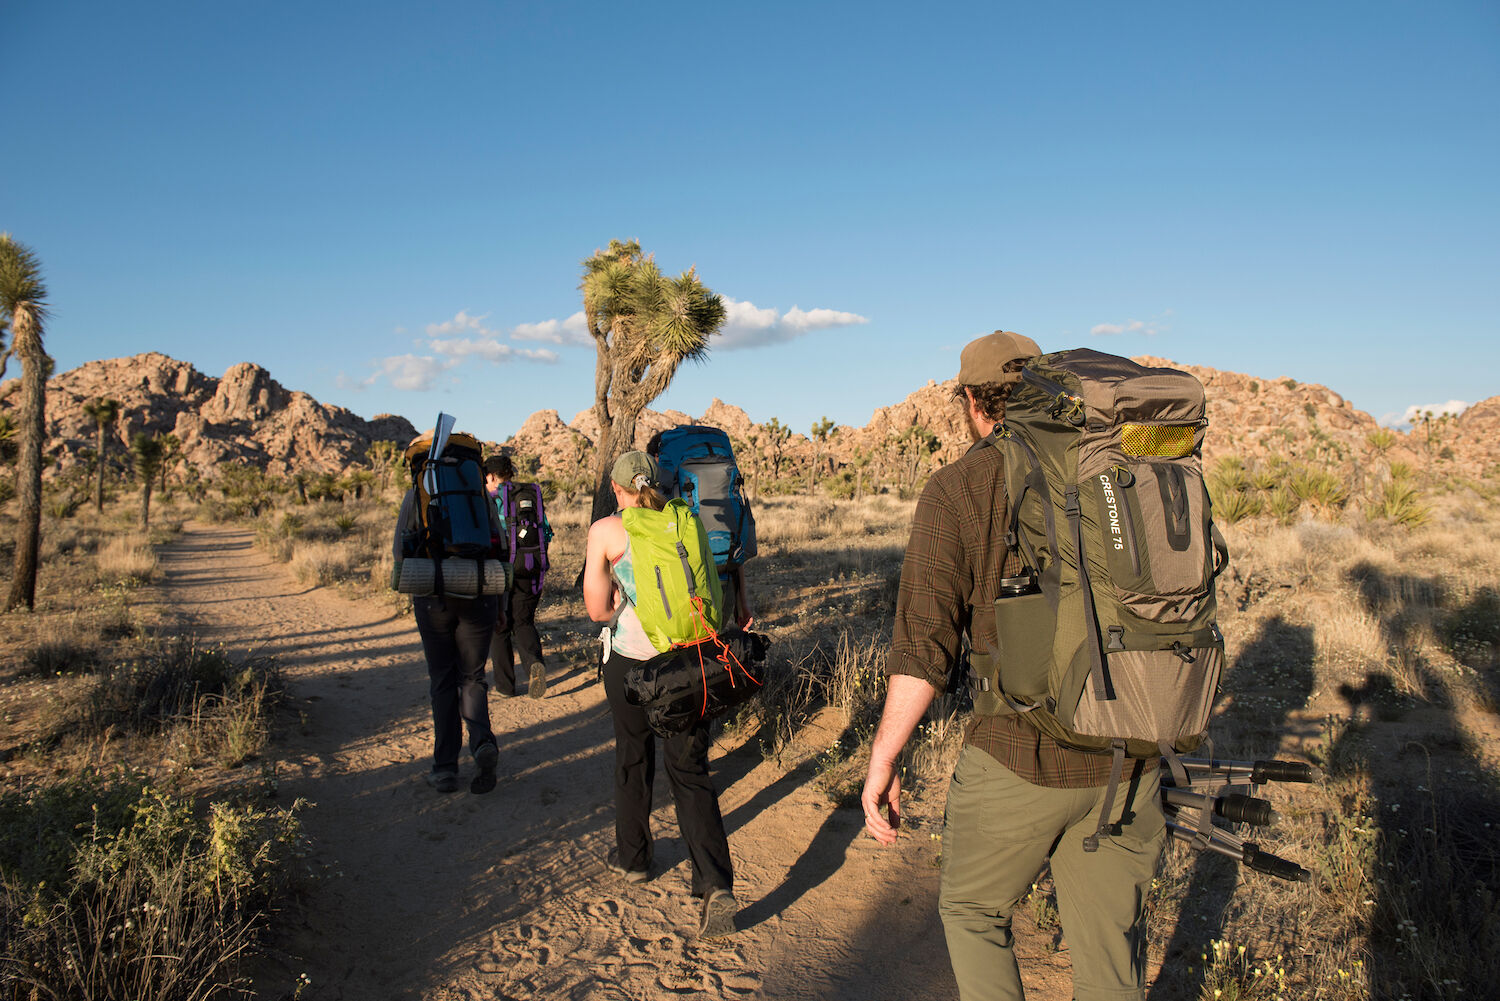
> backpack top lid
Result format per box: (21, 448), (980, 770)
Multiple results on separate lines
(1015, 349), (1207, 429)
(648, 425), (736, 489)
(404, 429), (485, 469)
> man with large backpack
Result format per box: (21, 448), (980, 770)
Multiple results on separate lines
(862, 332), (1220, 1001)
(393, 417), (509, 794)
(484, 454), (552, 699)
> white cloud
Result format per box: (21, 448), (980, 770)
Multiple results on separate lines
(716, 297), (868, 350)
(372, 354), (456, 392)
(512, 311), (592, 346)
(429, 338), (558, 364)
(1091, 318), (1163, 337)
(425, 310), (492, 337)
(1380, 399), (1471, 429)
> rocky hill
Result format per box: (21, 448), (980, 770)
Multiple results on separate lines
(4, 351), (1493, 487)
(0, 353), (415, 477)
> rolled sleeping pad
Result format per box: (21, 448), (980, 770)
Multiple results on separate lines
(397, 558), (512, 597)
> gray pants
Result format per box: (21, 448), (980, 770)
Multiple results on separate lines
(939, 746), (1164, 1001)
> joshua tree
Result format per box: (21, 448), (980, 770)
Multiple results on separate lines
(808, 416), (836, 490)
(850, 447), (873, 500)
(762, 418), (791, 483)
(895, 424), (942, 498)
(581, 239), (727, 524)
(155, 433), (180, 495)
(365, 439), (404, 493)
(81, 397), (122, 512)
(131, 433), (166, 529)
(0, 235), (51, 612)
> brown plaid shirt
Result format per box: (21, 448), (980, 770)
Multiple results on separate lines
(887, 435), (1117, 788)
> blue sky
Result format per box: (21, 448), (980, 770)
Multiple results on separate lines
(3, 0), (1496, 440)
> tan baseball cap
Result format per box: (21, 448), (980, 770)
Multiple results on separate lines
(957, 330), (1041, 386)
(611, 451), (659, 491)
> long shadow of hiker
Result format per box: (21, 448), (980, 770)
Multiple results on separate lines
(1326, 565), (1500, 998)
(1150, 613), (1316, 1000)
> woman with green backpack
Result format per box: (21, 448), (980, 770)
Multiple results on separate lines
(582, 451), (738, 939)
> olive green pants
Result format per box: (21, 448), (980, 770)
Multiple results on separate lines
(939, 745), (1164, 1001)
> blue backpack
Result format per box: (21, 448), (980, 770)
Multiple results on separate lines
(648, 426), (757, 575)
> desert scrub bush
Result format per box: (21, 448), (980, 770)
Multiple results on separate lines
(0, 773), (305, 1001)
(287, 540), (364, 587)
(1214, 489), (1263, 524)
(1368, 476), (1431, 528)
(66, 640), (282, 767)
(1289, 466), (1349, 513)
(95, 533), (158, 586)
(1263, 485), (1300, 525)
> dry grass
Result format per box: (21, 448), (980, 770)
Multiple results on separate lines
(96, 532), (159, 585)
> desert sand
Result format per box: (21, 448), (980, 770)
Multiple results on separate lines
(151, 523), (1079, 1001)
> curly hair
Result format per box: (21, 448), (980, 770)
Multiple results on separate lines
(483, 454), (515, 478)
(955, 359), (1027, 422)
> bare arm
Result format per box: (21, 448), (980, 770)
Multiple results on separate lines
(583, 519), (620, 622)
(861, 673), (939, 845)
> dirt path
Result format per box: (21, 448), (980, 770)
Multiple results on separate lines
(154, 523), (1074, 1001)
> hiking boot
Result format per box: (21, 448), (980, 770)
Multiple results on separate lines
(528, 663), (547, 700)
(698, 887), (737, 939)
(474, 740), (499, 778)
(425, 769), (459, 794)
(605, 849), (651, 884)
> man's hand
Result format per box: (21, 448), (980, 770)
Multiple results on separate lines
(862, 755), (903, 845)
(859, 673), (938, 846)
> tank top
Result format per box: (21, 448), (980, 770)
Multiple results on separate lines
(610, 537), (661, 660)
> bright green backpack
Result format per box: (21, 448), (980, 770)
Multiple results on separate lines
(622, 499), (724, 652)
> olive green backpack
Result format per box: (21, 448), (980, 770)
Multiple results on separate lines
(973, 349), (1228, 849)
(621, 499), (724, 652)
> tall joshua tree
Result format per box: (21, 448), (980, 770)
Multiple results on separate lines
(582, 240), (727, 524)
(82, 397), (121, 512)
(131, 433), (165, 529)
(0, 235), (51, 612)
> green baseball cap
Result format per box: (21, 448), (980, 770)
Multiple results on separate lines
(611, 451), (659, 491)
(957, 330), (1041, 386)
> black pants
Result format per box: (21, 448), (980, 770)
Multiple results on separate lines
(490, 583), (544, 694)
(413, 595), (498, 771)
(602, 651), (733, 897)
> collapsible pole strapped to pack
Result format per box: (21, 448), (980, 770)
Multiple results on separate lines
(1158, 756), (1318, 882)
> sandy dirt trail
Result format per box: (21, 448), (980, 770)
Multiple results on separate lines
(154, 523), (1075, 1001)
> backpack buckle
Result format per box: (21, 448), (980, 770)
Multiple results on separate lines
(1106, 626), (1125, 652)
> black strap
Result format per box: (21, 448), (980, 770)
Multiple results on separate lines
(1084, 741), (1127, 852)
(1067, 487), (1111, 702)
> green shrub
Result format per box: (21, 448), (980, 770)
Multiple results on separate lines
(1370, 478), (1431, 528)
(1290, 467), (1349, 511)
(1266, 485), (1301, 525)
(1367, 428), (1398, 453)
(1215, 490), (1263, 524)
(0, 775), (304, 1001)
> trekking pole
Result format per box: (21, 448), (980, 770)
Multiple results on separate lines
(1164, 818), (1311, 883)
(1162, 787), (1279, 828)
(1178, 758), (1323, 785)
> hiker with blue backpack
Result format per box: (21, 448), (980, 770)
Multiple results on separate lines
(863, 332), (1226, 1001)
(582, 450), (739, 939)
(392, 418), (510, 795)
(484, 454), (552, 699)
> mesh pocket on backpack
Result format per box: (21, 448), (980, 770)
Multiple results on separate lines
(1071, 645), (1223, 744)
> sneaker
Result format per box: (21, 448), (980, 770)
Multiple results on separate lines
(425, 769), (458, 794)
(698, 887), (738, 939)
(528, 663), (547, 700)
(474, 740), (499, 778)
(605, 849), (650, 884)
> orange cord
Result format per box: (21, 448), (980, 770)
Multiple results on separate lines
(679, 595), (763, 721)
